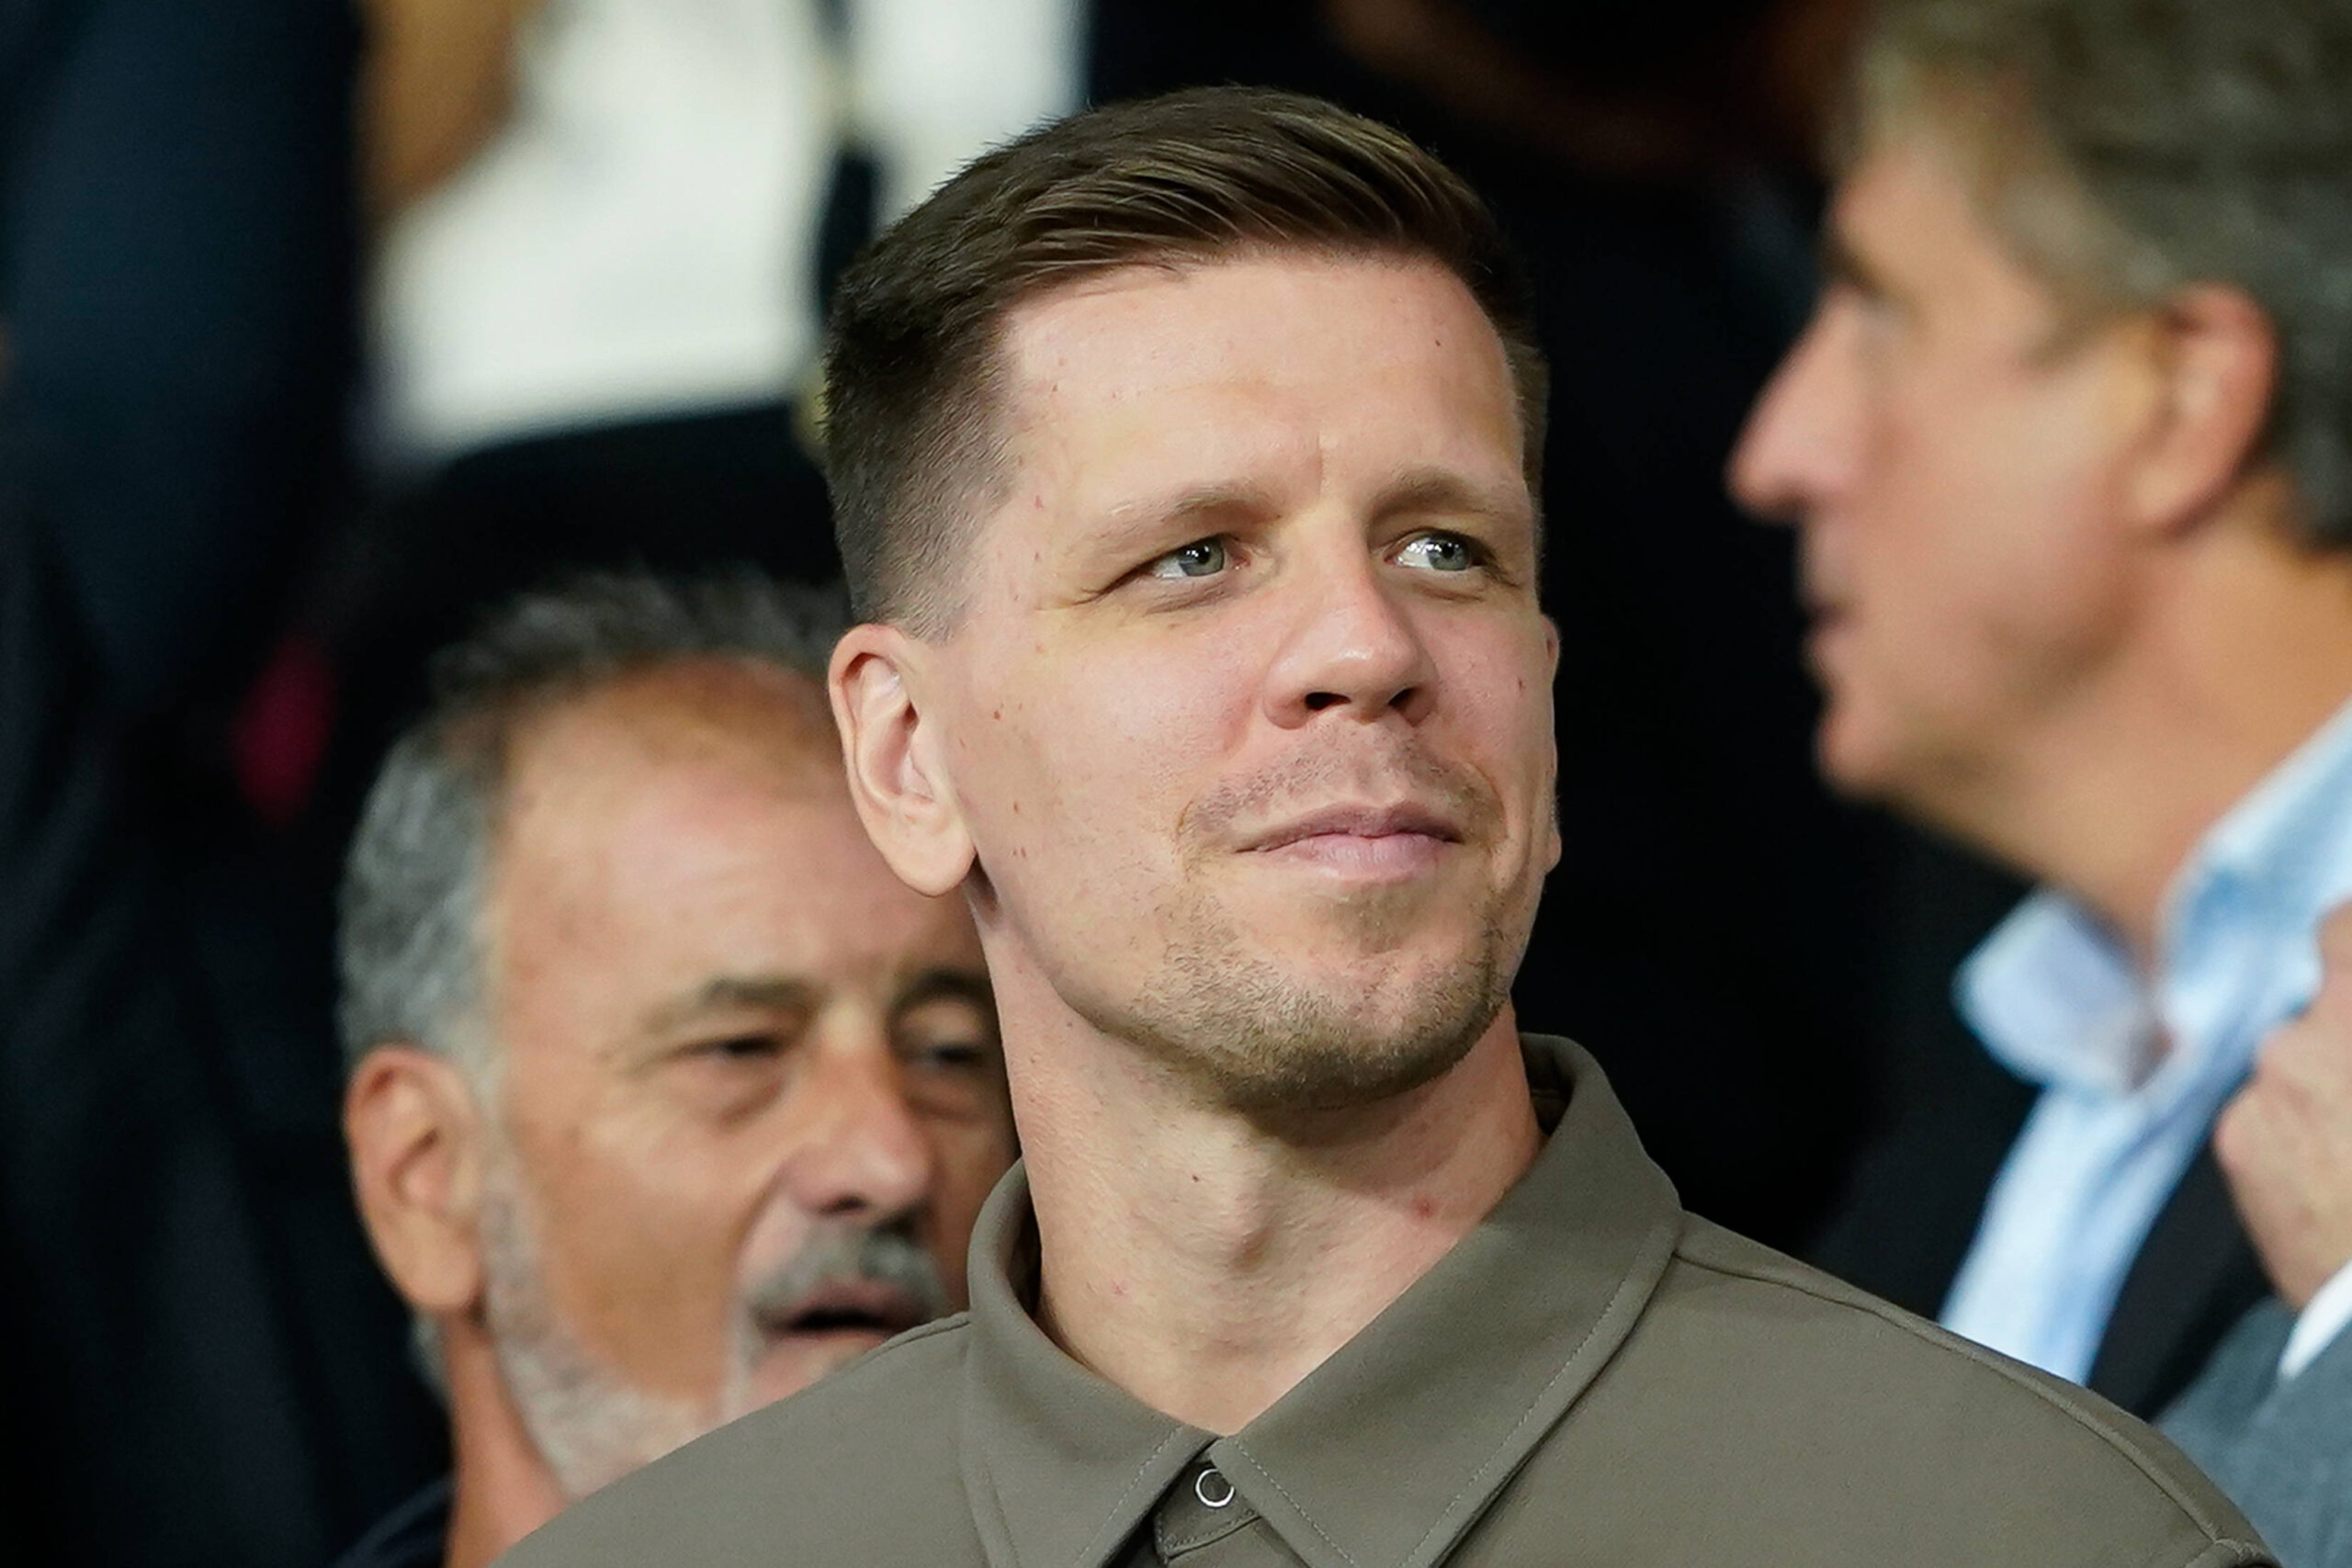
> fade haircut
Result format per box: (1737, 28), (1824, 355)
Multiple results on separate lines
(1850, 0), (2352, 548)
(336, 570), (849, 1089)
(821, 85), (1550, 631)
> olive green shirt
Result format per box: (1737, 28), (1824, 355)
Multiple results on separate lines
(501, 1038), (2271, 1568)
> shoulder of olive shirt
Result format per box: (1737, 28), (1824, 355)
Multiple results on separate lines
(495, 1038), (2272, 1568)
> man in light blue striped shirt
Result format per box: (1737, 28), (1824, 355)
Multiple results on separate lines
(1731, 0), (2352, 1544)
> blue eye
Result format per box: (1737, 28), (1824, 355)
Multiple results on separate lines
(1147, 538), (1229, 580)
(1396, 533), (1478, 572)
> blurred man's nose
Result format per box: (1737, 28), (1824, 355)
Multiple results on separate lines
(1729, 306), (1854, 528)
(783, 1040), (935, 1223)
(1261, 549), (1440, 729)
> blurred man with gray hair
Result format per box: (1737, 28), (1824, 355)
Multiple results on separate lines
(332, 572), (1016, 1568)
(1734, 0), (2352, 1551)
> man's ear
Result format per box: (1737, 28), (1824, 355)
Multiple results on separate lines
(345, 1044), (491, 1320)
(830, 623), (976, 897)
(2123, 284), (2280, 537)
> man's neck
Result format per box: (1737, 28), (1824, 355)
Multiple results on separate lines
(441, 1336), (569, 1568)
(1005, 1004), (1543, 1435)
(1939, 504), (2352, 970)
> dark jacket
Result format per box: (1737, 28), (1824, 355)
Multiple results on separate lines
(332, 1479), (454, 1568)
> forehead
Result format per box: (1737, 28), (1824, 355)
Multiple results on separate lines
(988, 252), (1527, 523)
(499, 663), (832, 830)
(487, 667), (977, 998)
(1835, 126), (2070, 344)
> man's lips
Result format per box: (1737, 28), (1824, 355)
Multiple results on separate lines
(758, 1280), (926, 1340)
(1243, 802), (1464, 855)
(1798, 568), (1851, 625)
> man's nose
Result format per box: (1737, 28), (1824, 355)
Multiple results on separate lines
(781, 1043), (935, 1223)
(1262, 554), (1439, 728)
(1728, 306), (1852, 529)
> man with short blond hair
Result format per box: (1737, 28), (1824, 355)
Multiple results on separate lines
(505, 86), (2267, 1568)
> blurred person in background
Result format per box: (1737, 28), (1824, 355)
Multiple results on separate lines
(0, 473), (440, 1568)
(334, 572), (1016, 1568)
(1734, 0), (2352, 1432)
(326, 0), (1083, 797)
(2165, 906), (2352, 1567)
(2, 0), (357, 716)
(3, 8), (441, 1563)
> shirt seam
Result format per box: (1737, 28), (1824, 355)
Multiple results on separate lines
(968, 1438), (1026, 1568)
(1400, 1212), (1679, 1567)
(876, 1312), (970, 1351)
(2145, 1536), (2271, 1568)
(1674, 1248), (2237, 1545)
(1065, 1428), (1201, 1568)
(1222, 1210), (1681, 1568)
(799, 1314), (971, 1404)
(1155, 1497), (1261, 1558)
(1213, 1450), (1364, 1568)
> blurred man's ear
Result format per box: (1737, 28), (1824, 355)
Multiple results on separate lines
(831, 625), (977, 897)
(345, 1043), (492, 1321)
(2123, 284), (2281, 537)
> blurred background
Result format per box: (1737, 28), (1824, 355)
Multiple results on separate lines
(0, 1), (2034, 1562)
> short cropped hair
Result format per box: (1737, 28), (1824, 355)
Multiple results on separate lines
(1851, 0), (2352, 548)
(335, 570), (848, 1086)
(821, 85), (1549, 630)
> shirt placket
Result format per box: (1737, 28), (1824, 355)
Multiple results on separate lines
(1136, 1457), (1295, 1566)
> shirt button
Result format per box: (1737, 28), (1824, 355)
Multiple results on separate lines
(1193, 1465), (1237, 1510)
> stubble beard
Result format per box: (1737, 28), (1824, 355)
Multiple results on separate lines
(478, 1164), (712, 1500)
(1060, 747), (1541, 1118)
(1110, 880), (1523, 1118)
(477, 1168), (954, 1501)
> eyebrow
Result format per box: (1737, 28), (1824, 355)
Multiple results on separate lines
(1091, 469), (1527, 552)
(637, 974), (819, 1037)
(895, 966), (996, 1021)
(1819, 225), (1896, 304)
(629, 966), (993, 1044)
(1092, 483), (1276, 546)
(1370, 468), (1532, 530)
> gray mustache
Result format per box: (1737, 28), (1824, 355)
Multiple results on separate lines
(742, 1224), (949, 1326)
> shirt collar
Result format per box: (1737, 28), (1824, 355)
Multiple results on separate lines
(1961, 691), (2352, 1098)
(2189, 691), (2352, 932)
(1959, 893), (2153, 1096)
(958, 1035), (1685, 1568)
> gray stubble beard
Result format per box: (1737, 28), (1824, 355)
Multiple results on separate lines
(477, 1164), (713, 1500)
(478, 1168), (951, 1501)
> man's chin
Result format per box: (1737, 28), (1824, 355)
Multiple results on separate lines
(1815, 703), (1953, 819)
(1274, 931), (1511, 1017)
(1223, 877), (1498, 964)
(1125, 942), (1510, 1118)
(1814, 705), (1894, 801)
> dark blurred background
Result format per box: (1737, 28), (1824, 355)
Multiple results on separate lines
(0, 1), (2032, 1562)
